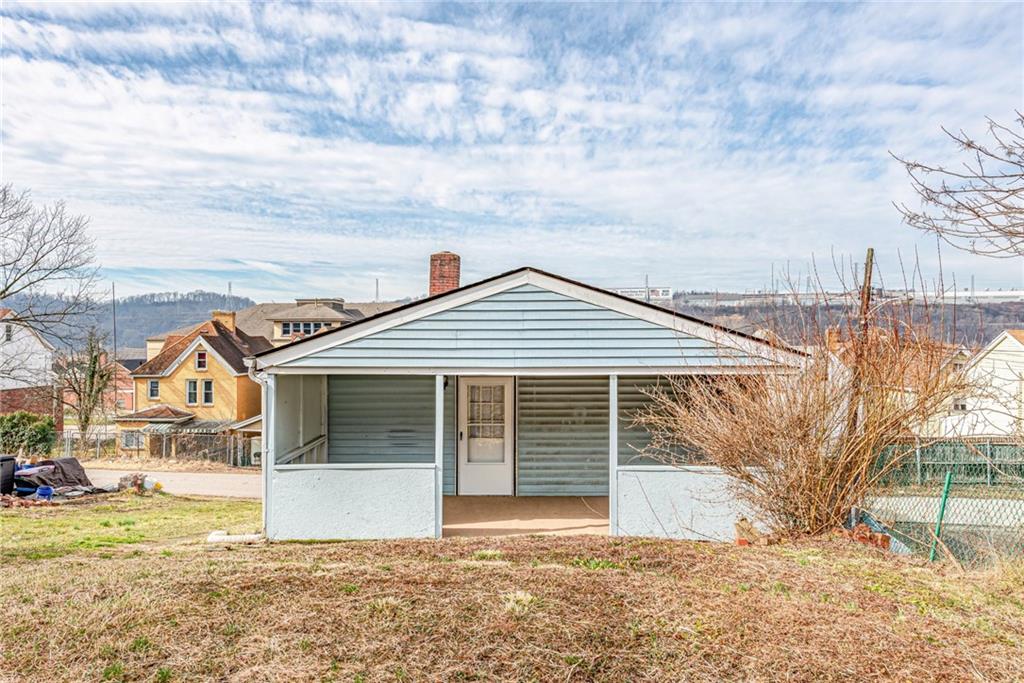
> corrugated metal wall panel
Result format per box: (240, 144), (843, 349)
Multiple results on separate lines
(328, 375), (437, 464)
(617, 375), (697, 466)
(283, 284), (772, 369)
(517, 376), (609, 496)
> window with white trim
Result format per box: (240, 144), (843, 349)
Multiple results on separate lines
(186, 379), (198, 405)
(952, 398), (967, 413)
(281, 321), (331, 337)
(3, 324), (12, 342)
(195, 351), (208, 370)
(148, 379), (160, 400)
(202, 379), (214, 405)
(121, 430), (144, 449)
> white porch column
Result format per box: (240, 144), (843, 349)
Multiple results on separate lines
(262, 373), (276, 536)
(608, 374), (618, 536)
(434, 374), (444, 539)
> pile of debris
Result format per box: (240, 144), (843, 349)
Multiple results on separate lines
(0, 456), (116, 503)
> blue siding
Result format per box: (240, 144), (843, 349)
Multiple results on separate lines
(282, 284), (770, 369)
(517, 376), (609, 496)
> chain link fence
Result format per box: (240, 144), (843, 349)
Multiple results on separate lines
(60, 430), (261, 467)
(865, 439), (1024, 567)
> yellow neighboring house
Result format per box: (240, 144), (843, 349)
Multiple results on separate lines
(115, 311), (272, 458)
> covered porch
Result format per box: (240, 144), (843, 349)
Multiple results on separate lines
(262, 371), (744, 541)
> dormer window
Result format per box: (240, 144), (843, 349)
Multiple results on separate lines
(195, 351), (208, 370)
(282, 321), (331, 337)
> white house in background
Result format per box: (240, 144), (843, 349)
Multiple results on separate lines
(247, 253), (804, 542)
(0, 308), (60, 426)
(0, 308), (55, 390)
(937, 330), (1024, 437)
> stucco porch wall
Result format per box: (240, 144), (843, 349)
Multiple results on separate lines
(268, 465), (436, 540)
(614, 466), (751, 541)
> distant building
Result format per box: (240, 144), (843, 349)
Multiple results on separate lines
(609, 286), (673, 306)
(145, 298), (402, 355)
(116, 311), (272, 455)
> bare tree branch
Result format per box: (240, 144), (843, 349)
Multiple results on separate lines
(892, 112), (1024, 258)
(0, 185), (99, 375)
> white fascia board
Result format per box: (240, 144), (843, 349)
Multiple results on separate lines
(265, 365), (795, 376)
(254, 269), (804, 371)
(136, 336), (243, 378)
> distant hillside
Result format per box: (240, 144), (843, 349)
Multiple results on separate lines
(100, 291), (256, 349)
(674, 300), (1024, 348)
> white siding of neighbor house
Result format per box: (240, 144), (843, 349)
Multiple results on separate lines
(939, 335), (1024, 437)
(0, 321), (54, 391)
(278, 284), (771, 370)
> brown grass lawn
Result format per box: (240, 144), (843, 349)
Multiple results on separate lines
(1, 494), (1023, 682)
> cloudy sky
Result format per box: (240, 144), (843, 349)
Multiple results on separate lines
(1, 2), (1021, 302)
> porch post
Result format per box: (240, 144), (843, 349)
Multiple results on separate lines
(434, 374), (444, 539)
(263, 373), (276, 537)
(608, 374), (618, 536)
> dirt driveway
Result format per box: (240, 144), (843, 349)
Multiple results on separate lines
(85, 468), (260, 499)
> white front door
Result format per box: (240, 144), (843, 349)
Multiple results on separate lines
(458, 377), (514, 495)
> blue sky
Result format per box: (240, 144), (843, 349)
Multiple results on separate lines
(1, 2), (1021, 302)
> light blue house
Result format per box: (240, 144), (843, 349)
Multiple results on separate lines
(249, 263), (802, 541)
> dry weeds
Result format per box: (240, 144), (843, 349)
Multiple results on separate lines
(1, 497), (1023, 681)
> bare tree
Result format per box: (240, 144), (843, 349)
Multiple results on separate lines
(893, 113), (1024, 257)
(57, 330), (113, 447)
(0, 185), (98, 380)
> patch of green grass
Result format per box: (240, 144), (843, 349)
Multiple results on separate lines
(472, 549), (504, 561)
(101, 662), (125, 681)
(1, 493), (260, 561)
(155, 668), (173, 683)
(571, 557), (622, 570)
(128, 636), (151, 653)
(341, 584), (360, 594)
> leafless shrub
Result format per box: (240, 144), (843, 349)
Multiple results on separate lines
(634, 261), (976, 536)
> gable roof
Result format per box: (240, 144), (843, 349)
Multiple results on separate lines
(252, 267), (805, 370)
(133, 319), (272, 377)
(1005, 330), (1024, 347)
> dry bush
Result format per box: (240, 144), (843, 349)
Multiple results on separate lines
(635, 273), (975, 536)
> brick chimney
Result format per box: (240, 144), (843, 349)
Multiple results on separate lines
(211, 310), (236, 333)
(429, 251), (461, 296)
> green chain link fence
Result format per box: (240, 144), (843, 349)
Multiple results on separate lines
(864, 439), (1024, 567)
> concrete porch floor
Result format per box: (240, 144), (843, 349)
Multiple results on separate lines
(442, 496), (609, 537)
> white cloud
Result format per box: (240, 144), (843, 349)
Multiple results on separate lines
(1, 2), (1021, 302)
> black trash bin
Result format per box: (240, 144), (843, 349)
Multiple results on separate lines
(0, 455), (15, 495)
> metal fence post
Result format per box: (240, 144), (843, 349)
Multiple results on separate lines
(915, 437), (922, 485)
(929, 470), (954, 562)
(986, 440), (993, 486)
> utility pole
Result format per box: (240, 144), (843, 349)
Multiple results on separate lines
(111, 283), (118, 419)
(847, 248), (874, 442)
